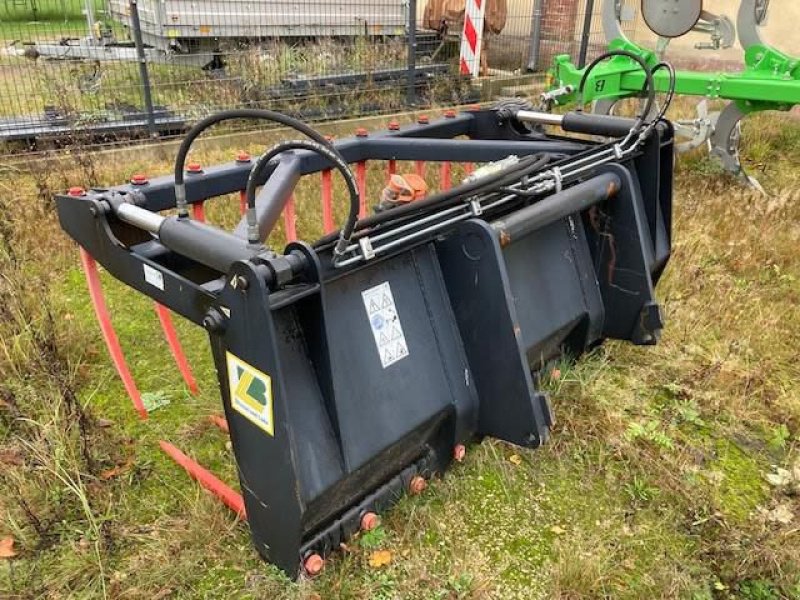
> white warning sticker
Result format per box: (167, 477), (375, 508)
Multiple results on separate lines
(143, 263), (164, 291)
(362, 281), (409, 369)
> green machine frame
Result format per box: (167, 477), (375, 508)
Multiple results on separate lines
(547, 0), (799, 187)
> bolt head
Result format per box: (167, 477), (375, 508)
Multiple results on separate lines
(303, 553), (324, 576)
(453, 444), (466, 462)
(360, 512), (380, 531)
(409, 475), (427, 495)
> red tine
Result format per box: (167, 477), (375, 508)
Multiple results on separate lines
(440, 161), (452, 191)
(321, 168), (335, 234)
(356, 160), (367, 218)
(284, 194), (297, 242)
(79, 249), (147, 419)
(154, 303), (199, 395)
(159, 441), (246, 519)
(415, 160), (425, 177)
(387, 159), (397, 179)
(192, 201), (205, 222)
(239, 190), (247, 216)
(209, 414), (230, 433)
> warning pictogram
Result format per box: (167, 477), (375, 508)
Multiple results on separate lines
(362, 281), (409, 369)
(226, 352), (274, 436)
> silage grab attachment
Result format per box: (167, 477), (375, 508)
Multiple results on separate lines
(56, 98), (674, 578)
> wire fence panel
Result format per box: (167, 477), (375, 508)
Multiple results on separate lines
(0, 0), (658, 156)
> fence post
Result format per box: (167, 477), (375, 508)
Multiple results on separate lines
(406, 0), (417, 106)
(129, 0), (157, 138)
(526, 0), (544, 71)
(577, 0), (596, 69)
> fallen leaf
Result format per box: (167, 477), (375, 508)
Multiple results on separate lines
(550, 525), (566, 535)
(767, 503), (794, 525)
(0, 447), (24, 466)
(141, 391), (171, 413)
(100, 458), (134, 480)
(0, 537), (18, 559)
(550, 367), (561, 380)
(96, 418), (115, 428)
(368, 549), (392, 568)
(765, 467), (793, 487)
(508, 454), (522, 466)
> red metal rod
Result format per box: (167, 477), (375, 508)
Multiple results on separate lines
(415, 160), (426, 178)
(159, 440), (247, 520)
(79, 249), (147, 419)
(387, 159), (397, 179)
(284, 194), (297, 242)
(239, 190), (247, 216)
(154, 303), (199, 395)
(356, 160), (367, 218)
(192, 201), (205, 222)
(321, 169), (334, 234)
(464, 163), (475, 175)
(209, 414), (230, 434)
(440, 162), (452, 191)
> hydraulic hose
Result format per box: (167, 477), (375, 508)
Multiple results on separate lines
(576, 49), (656, 144)
(172, 108), (346, 217)
(245, 139), (359, 252)
(313, 152), (552, 248)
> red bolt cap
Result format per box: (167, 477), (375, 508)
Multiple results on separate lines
(236, 151), (251, 163)
(467, 104), (481, 111)
(360, 512), (380, 531)
(67, 186), (85, 197)
(186, 162), (203, 173)
(303, 553), (325, 576)
(130, 173), (148, 185)
(409, 475), (427, 495)
(444, 109), (456, 118)
(355, 127), (369, 137)
(417, 114), (429, 124)
(387, 120), (400, 131)
(454, 444), (466, 462)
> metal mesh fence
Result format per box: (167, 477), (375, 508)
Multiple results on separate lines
(0, 0), (719, 156)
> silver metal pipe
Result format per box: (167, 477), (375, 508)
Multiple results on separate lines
(115, 202), (165, 233)
(514, 110), (565, 127)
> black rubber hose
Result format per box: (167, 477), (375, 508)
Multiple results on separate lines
(245, 139), (359, 250)
(172, 108), (344, 216)
(313, 152), (552, 248)
(650, 61), (676, 123)
(577, 49), (655, 137)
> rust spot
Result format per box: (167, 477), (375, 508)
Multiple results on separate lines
(499, 229), (511, 247)
(606, 180), (619, 198)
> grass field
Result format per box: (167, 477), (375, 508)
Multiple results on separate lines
(0, 107), (799, 599)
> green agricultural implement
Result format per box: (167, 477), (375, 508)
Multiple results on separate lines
(547, 0), (799, 188)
